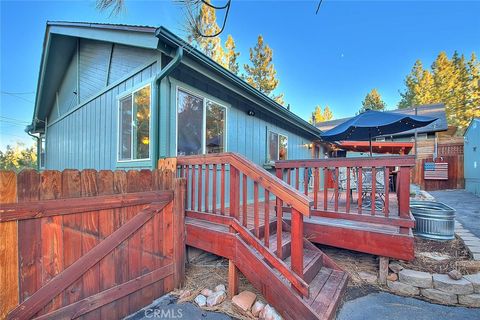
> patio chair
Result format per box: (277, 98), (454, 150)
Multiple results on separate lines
(361, 168), (386, 210)
(330, 167), (357, 204)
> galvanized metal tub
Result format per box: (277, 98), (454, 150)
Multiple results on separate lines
(410, 200), (456, 240)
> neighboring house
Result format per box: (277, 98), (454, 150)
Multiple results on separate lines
(464, 118), (480, 196)
(315, 104), (449, 158)
(30, 22), (322, 171)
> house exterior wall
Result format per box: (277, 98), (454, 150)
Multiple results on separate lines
(44, 39), (316, 174)
(464, 119), (480, 196)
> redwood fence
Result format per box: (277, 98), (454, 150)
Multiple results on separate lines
(0, 169), (186, 320)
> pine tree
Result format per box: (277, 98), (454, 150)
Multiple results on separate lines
(398, 60), (436, 108)
(359, 89), (386, 113)
(310, 105), (334, 124)
(224, 35), (240, 75)
(467, 53), (480, 120)
(187, 0), (225, 64)
(244, 35), (280, 96)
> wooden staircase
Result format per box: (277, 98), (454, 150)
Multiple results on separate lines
(179, 153), (349, 320)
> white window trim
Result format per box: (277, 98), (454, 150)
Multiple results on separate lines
(267, 130), (288, 163)
(117, 82), (152, 163)
(175, 85), (228, 156)
(39, 133), (46, 169)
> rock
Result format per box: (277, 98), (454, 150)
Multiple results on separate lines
(464, 272), (480, 293)
(433, 274), (474, 294)
(448, 270), (463, 280)
(389, 263), (404, 273)
(179, 289), (192, 299)
(252, 301), (266, 317)
(201, 288), (214, 297)
(387, 280), (420, 296)
(387, 273), (398, 281)
(194, 294), (207, 307)
(358, 271), (377, 284)
(232, 290), (257, 311)
(398, 269), (432, 288)
(215, 284), (226, 292)
(458, 293), (480, 307)
(421, 288), (458, 305)
(260, 304), (282, 320)
(206, 290), (226, 307)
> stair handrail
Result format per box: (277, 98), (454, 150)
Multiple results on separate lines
(177, 152), (312, 297)
(177, 152), (312, 216)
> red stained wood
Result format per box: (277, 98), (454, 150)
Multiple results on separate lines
(173, 179), (186, 288)
(290, 209), (304, 284)
(221, 164), (225, 215)
(276, 198), (283, 260)
(205, 165), (209, 212)
(198, 165), (202, 212)
(34, 263), (174, 320)
(212, 164), (217, 214)
(275, 155), (415, 168)
(357, 167), (363, 214)
(323, 168), (328, 211)
(0, 191), (172, 222)
(0, 171), (18, 320)
(334, 167), (339, 212)
(264, 190), (270, 247)
(295, 168), (299, 190)
(191, 166), (196, 211)
(16, 170), (41, 304)
(242, 173), (247, 227)
(228, 260), (238, 298)
(346, 167), (351, 213)
(39, 170), (63, 314)
(7, 202), (171, 320)
(304, 168), (308, 196)
(254, 181), (259, 238)
(371, 167), (376, 215)
(313, 168), (319, 209)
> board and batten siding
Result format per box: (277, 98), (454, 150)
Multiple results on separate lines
(45, 38), (160, 170)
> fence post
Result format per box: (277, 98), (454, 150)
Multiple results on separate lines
(230, 166), (240, 219)
(290, 209), (304, 286)
(173, 178), (186, 288)
(398, 166), (411, 234)
(0, 171), (18, 319)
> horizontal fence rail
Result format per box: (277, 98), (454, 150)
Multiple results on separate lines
(275, 156), (416, 234)
(0, 168), (185, 320)
(177, 152), (311, 297)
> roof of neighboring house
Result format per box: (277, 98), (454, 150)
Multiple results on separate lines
(31, 21), (322, 139)
(315, 104), (449, 137)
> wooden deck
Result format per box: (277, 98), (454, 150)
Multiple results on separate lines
(177, 153), (416, 319)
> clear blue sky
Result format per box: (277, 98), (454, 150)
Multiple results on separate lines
(1, 0), (479, 150)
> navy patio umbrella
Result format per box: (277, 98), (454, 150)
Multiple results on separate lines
(320, 109), (437, 156)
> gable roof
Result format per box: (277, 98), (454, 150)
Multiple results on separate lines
(32, 21), (322, 140)
(315, 103), (448, 137)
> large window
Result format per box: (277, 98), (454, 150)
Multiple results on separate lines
(177, 88), (226, 155)
(267, 131), (288, 162)
(118, 84), (151, 161)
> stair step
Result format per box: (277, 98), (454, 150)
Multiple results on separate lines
(283, 248), (324, 283)
(308, 269), (348, 317)
(263, 231), (292, 259)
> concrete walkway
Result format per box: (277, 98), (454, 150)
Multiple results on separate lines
(337, 291), (480, 320)
(430, 190), (480, 237)
(125, 295), (231, 320)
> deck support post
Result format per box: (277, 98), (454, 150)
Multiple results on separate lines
(228, 259), (239, 298)
(379, 256), (389, 285)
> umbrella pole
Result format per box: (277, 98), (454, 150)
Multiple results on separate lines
(369, 132), (372, 157)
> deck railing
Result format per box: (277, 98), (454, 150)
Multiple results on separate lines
(275, 156), (416, 234)
(177, 152), (312, 296)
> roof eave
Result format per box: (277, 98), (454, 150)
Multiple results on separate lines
(155, 27), (323, 140)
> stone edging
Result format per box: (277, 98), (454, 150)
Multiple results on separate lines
(455, 220), (480, 261)
(386, 264), (480, 307)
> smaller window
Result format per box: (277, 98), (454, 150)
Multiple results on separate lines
(118, 84), (151, 161)
(267, 131), (288, 162)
